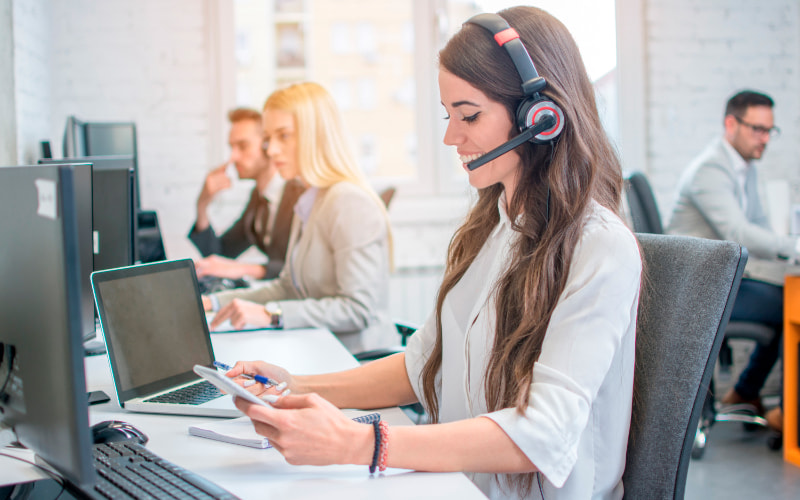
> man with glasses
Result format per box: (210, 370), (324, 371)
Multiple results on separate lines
(667, 90), (794, 433)
(189, 107), (305, 280)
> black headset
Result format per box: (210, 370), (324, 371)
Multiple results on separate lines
(465, 13), (565, 170)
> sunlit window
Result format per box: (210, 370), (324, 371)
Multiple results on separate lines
(232, 0), (617, 193)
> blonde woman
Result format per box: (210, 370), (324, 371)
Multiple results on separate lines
(203, 82), (393, 353)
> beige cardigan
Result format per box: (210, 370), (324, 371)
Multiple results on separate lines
(212, 181), (393, 352)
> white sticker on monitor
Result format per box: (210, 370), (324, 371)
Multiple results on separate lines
(34, 179), (57, 220)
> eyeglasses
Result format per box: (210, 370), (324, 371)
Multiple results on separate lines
(734, 116), (781, 138)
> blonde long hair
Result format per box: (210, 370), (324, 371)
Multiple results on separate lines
(263, 82), (393, 264)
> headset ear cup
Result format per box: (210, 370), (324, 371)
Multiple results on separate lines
(517, 98), (565, 144)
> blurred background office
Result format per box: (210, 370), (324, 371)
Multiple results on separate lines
(2, 0), (800, 323)
(3, 0), (800, 497)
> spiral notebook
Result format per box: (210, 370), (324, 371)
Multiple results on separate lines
(188, 410), (381, 448)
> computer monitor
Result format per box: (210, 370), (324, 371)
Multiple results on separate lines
(31, 160), (94, 343)
(84, 123), (139, 208)
(84, 122), (137, 157)
(62, 116), (141, 208)
(41, 156), (138, 271)
(63, 115), (87, 158)
(0, 164), (96, 487)
(71, 162), (95, 342)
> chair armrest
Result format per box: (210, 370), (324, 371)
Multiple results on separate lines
(354, 346), (405, 362)
(394, 321), (420, 347)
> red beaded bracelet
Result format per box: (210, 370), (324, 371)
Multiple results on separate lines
(378, 421), (389, 472)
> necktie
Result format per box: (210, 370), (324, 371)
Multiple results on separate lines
(743, 166), (764, 225)
(246, 195), (271, 252)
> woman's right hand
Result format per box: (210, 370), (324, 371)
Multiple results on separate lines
(225, 360), (299, 397)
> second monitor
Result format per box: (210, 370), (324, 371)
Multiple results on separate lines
(40, 156), (138, 271)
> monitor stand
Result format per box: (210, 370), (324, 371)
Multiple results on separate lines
(84, 318), (106, 356)
(83, 339), (106, 356)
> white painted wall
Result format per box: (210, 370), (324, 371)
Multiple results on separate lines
(44, 0), (237, 259)
(0, 0), (17, 165)
(12, 0), (51, 166)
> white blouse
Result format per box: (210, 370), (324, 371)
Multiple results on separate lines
(404, 196), (642, 500)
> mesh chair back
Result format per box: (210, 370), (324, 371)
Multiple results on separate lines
(622, 234), (746, 499)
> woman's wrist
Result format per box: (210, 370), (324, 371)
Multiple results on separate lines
(348, 421), (376, 466)
(292, 375), (312, 395)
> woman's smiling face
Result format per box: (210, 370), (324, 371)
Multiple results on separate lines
(439, 69), (521, 196)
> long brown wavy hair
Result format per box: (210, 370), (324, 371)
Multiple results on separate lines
(420, 6), (623, 490)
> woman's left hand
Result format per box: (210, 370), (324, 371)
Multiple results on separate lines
(209, 298), (270, 330)
(234, 392), (374, 466)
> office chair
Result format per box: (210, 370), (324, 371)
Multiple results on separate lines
(622, 171), (779, 458)
(137, 209), (167, 263)
(354, 322), (425, 422)
(622, 233), (746, 499)
(625, 171), (664, 234)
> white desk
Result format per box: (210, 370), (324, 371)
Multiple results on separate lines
(1, 328), (486, 499)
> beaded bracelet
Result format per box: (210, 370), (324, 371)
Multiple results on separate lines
(378, 420), (389, 472)
(369, 420), (381, 473)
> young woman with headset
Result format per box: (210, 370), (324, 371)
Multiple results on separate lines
(202, 82), (394, 354)
(223, 7), (641, 499)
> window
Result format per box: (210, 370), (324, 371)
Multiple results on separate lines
(331, 22), (351, 54)
(231, 0), (617, 195)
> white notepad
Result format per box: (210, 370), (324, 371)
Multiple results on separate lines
(188, 410), (381, 449)
(189, 416), (269, 448)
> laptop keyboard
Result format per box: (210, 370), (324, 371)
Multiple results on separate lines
(144, 380), (223, 405)
(89, 441), (238, 499)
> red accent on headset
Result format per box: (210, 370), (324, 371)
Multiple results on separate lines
(494, 28), (520, 46)
(533, 107), (560, 136)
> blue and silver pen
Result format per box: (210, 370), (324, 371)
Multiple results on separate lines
(213, 361), (288, 391)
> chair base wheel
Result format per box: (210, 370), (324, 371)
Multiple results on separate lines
(743, 422), (762, 432)
(767, 432), (783, 451)
(692, 426), (708, 459)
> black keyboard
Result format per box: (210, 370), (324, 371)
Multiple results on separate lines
(144, 380), (223, 405)
(196, 276), (250, 295)
(88, 441), (238, 499)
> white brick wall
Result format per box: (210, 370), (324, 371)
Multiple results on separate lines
(46, 0), (241, 259)
(0, 0), (16, 165)
(642, 0), (800, 220)
(13, 0), (51, 165)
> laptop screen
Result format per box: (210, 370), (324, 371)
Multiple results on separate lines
(92, 259), (215, 402)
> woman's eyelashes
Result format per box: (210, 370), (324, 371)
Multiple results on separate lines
(442, 111), (481, 123)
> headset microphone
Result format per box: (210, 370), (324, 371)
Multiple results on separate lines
(465, 13), (565, 172)
(466, 114), (556, 171)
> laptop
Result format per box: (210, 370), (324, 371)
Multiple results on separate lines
(91, 258), (241, 417)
